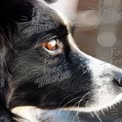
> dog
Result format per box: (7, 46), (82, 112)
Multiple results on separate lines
(0, 0), (122, 122)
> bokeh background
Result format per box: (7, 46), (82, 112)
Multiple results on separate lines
(49, 0), (122, 122)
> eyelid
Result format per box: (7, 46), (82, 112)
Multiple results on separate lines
(38, 35), (58, 44)
(33, 35), (56, 48)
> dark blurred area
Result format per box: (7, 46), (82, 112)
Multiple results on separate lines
(50, 0), (122, 122)
(44, 0), (57, 3)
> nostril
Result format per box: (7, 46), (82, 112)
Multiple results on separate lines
(114, 77), (122, 87)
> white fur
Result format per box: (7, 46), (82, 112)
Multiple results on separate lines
(12, 106), (44, 122)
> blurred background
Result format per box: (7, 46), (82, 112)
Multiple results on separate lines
(50, 0), (122, 66)
(49, 0), (122, 122)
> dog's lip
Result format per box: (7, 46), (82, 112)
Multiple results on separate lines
(55, 93), (122, 113)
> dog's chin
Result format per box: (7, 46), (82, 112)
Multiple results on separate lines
(61, 93), (122, 112)
(11, 94), (122, 122)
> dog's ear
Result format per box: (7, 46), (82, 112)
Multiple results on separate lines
(0, 42), (18, 120)
(0, 0), (36, 99)
(0, 0), (35, 105)
(0, 0), (34, 23)
(0, 33), (10, 106)
(0, 1), (36, 120)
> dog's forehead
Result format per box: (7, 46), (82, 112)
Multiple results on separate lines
(17, 1), (65, 38)
(32, 2), (61, 28)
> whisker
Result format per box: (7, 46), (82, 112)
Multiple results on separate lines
(72, 112), (80, 122)
(86, 99), (95, 118)
(65, 92), (90, 121)
(94, 112), (103, 122)
(58, 89), (89, 108)
(65, 102), (79, 120)
(58, 95), (83, 115)
(101, 109), (105, 116)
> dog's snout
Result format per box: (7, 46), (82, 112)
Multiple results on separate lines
(114, 73), (122, 87)
(88, 56), (122, 87)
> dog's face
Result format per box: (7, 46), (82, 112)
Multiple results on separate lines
(4, 0), (122, 113)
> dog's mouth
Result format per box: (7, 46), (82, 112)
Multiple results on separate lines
(11, 92), (122, 122)
(11, 91), (122, 114)
(59, 94), (122, 113)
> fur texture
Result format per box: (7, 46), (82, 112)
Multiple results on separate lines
(0, 0), (122, 122)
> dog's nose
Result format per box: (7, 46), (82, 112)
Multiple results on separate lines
(114, 73), (122, 87)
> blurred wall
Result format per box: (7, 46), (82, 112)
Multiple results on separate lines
(75, 0), (122, 67)
(51, 0), (122, 68)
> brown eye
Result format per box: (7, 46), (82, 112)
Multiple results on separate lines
(40, 39), (63, 55)
(42, 39), (57, 51)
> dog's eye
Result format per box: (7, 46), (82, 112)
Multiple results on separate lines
(42, 39), (57, 51)
(41, 39), (63, 55)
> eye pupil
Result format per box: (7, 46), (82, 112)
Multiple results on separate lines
(46, 43), (55, 50)
(43, 39), (57, 51)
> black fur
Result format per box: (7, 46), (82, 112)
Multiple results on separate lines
(0, 0), (92, 121)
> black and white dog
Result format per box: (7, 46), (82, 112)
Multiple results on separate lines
(0, 0), (122, 122)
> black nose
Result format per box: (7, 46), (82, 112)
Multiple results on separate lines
(114, 74), (122, 87)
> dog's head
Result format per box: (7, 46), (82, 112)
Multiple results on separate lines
(0, 0), (122, 113)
